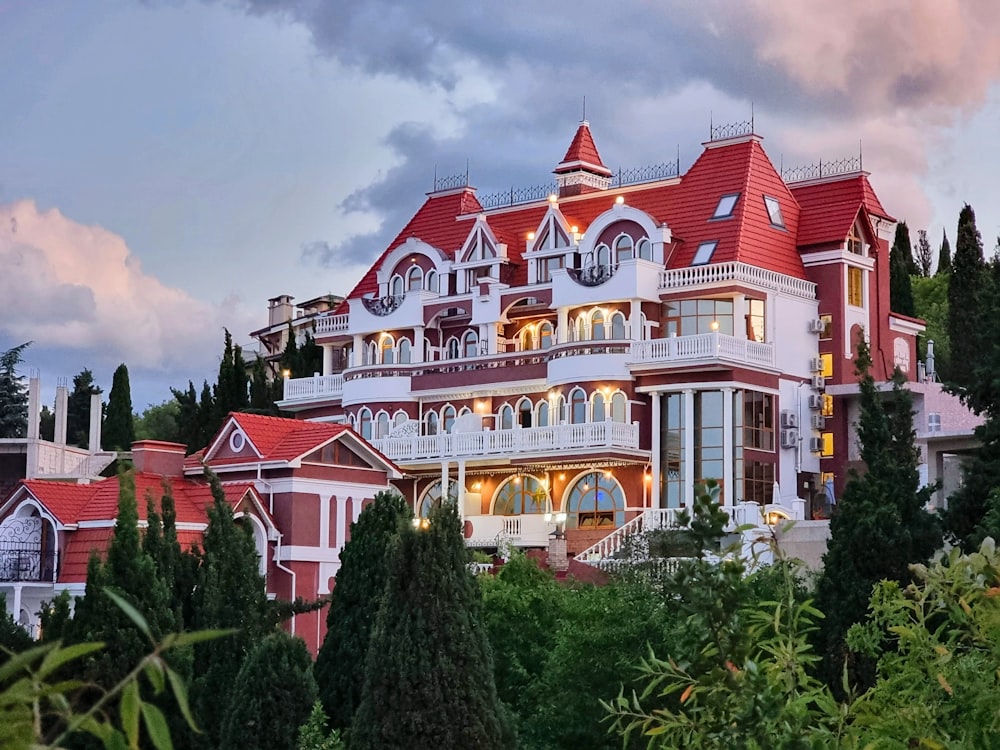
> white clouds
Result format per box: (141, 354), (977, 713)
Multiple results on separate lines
(0, 200), (254, 375)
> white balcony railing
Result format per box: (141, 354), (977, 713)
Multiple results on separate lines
(372, 419), (640, 463)
(629, 333), (775, 369)
(314, 314), (349, 335)
(659, 261), (816, 300)
(282, 374), (345, 401)
(464, 514), (555, 548)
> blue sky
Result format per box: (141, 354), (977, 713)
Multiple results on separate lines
(2, 0), (1000, 410)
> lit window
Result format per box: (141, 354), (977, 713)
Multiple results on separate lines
(746, 299), (765, 342)
(493, 475), (547, 515)
(407, 266), (423, 291)
(820, 353), (833, 378)
(713, 193), (739, 219)
(848, 267), (864, 307)
(819, 314), (832, 340)
(692, 241), (718, 266)
(821, 394), (834, 418)
(821, 432), (834, 457)
(763, 196), (785, 228)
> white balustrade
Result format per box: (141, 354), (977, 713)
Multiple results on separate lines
(659, 261), (816, 300)
(314, 314), (349, 335)
(629, 333), (775, 368)
(282, 374), (345, 401)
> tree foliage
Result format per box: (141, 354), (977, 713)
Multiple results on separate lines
(102, 363), (135, 451)
(220, 633), (318, 750)
(0, 341), (31, 439)
(915, 228), (934, 277)
(911, 273), (950, 381)
(948, 203), (985, 390)
(815, 334), (941, 690)
(297, 702), (345, 750)
(351, 501), (511, 749)
(314, 490), (410, 733)
(67, 369), (102, 449)
(889, 221), (916, 316)
(134, 400), (181, 443)
(937, 227), (952, 276)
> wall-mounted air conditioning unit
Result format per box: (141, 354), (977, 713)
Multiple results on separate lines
(809, 436), (824, 453)
(780, 410), (798, 429)
(811, 415), (827, 430)
(812, 375), (826, 390)
(808, 319), (826, 333)
(780, 428), (799, 449)
(807, 394), (823, 410)
(809, 357), (825, 372)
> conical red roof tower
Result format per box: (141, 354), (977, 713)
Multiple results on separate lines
(554, 120), (613, 197)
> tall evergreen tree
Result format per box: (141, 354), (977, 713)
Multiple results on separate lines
(313, 491), (411, 732)
(0, 341), (31, 438)
(889, 221), (916, 316)
(102, 363), (135, 451)
(815, 333), (941, 691)
(190, 471), (272, 749)
(39, 403), (55, 441)
(249, 355), (282, 414)
(214, 329), (249, 424)
(280, 324), (323, 378)
(66, 369), (101, 448)
(351, 502), (510, 749)
(948, 204), (985, 389)
(220, 633), (319, 750)
(936, 228), (952, 276)
(915, 228), (934, 277)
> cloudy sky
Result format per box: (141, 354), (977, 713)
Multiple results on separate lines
(3, 0), (1000, 410)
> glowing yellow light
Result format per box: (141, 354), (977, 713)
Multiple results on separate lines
(472, 481), (482, 491)
(570, 225), (578, 233)
(411, 518), (420, 528)
(514, 476), (521, 484)
(527, 231), (535, 240)
(604, 470), (612, 479)
(710, 320), (720, 332)
(559, 473), (565, 481)
(615, 195), (625, 205)
(281, 369), (291, 379)
(548, 194), (558, 203)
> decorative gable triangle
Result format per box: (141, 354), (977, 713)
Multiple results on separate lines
(459, 215), (502, 262)
(303, 439), (370, 468)
(530, 205), (574, 253)
(202, 416), (263, 464)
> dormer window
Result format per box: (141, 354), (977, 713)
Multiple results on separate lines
(692, 241), (717, 266)
(637, 238), (652, 260)
(713, 193), (740, 219)
(763, 196), (785, 228)
(847, 221), (864, 254)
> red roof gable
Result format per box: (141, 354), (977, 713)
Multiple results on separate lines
(19, 480), (96, 525)
(555, 121), (612, 176)
(206, 412), (352, 465)
(791, 174), (893, 248)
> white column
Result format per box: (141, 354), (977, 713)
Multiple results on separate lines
(413, 326), (425, 363)
(457, 460), (466, 519)
(352, 334), (364, 366)
(557, 307), (569, 343)
(88, 393), (102, 452)
(722, 387), (735, 507)
(319, 494), (330, 548)
(629, 299), (642, 341)
(441, 460), (450, 504)
(683, 389), (695, 506)
(334, 495), (346, 548)
(650, 392), (661, 509)
(322, 345), (334, 376)
(27, 376), (39, 440)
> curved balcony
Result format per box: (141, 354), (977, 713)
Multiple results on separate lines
(567, 263), (616, 287)
(361, 294), (405, 316)
(546, 340), (632, 386)
(628, 333), (775, 371)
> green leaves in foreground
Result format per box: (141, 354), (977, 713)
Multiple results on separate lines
(0, 589), (232, 750)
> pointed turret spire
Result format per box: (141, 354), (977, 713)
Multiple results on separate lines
(554, 121), (613, 198)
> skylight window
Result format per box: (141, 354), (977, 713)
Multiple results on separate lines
(692, 241), (717, 266)
(712, 193), (739, 219)
(763, 196), (785, 228)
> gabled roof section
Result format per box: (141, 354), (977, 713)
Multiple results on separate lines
(554, 121), (613, 177)
(791, 174), (893, 249)
(13, 481), (96, 526)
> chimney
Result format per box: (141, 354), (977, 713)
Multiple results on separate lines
(268, 295), (295, 327)
(54, 381), (68, 445)
(131, 440), (187, 477)
(27, 373), (40, 440)
(89, 392), (102, 453)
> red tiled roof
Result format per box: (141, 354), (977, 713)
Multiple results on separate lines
(791, 174), (893, 248)
(555, 121), (612, 176)
(208, 413), (352, 465)
(59, 527), (205, 583)
(20, 480), (96, 525)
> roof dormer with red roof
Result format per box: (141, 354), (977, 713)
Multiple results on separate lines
(555, 120), (613, 197)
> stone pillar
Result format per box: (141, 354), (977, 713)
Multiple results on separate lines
(413, 326), (425, 363)
(54, 384), (68, 446)
(322, 345), (334, 376)
(629, 299), (642, 341)
(683, 389), (695, 507)
(27, 375), (39, 440)
(547, 536), (569, 572)
(722, 387), (735, 506)
(650, 392), (661, 508)
(557, 307), (569, 343)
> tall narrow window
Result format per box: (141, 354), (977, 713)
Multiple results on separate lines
(426, 270), (438, 293)
(463, 330), (479, 357)
(539, 321), (553, 349)
(848, 267), (864, 307)
(358, 408), (372, 440)
(536, 400), (550, 427)
(746, 299), (766, 342)
(380, 335), (395, 365)
(390, 275), (404, 296)
(499, 404), (514, 430)
(592, 391), (606, 422)
(610, 311), (627, 339)
(615, 235), (633, 263)
(426, 411), (439, 436)
(611, 392), (627, 423)
(398, 338), (411, 364)
(637, 238), (652, 260)
(407, 266), (423, 291)
(517, 398), (533, 428)
(596, 244), (611, 268)
(375, 412), (390, 439)
(442, 405), (456, 434)
(591, 310), (605, 340)
(570, 388), (587, 424)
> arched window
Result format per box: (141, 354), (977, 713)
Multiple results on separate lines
(398, 337), (411, 363)
(375, 411), (390, 439)
(536, 400), (550, 427)
(539, 321), (553, 349)
(612, 392), (627, 423)
(442, 405), (456, 434)
(521, 326), (535, 351)
(570, 387), (587, 424)
(418, 479), (461, 518)
(611, 311), (627, 339)
(463, 330), (479, 358)
(393, 410), (407, 428)
(493, 475), (547, 515)
(592, 391), (607, 422)
(517, 398), (533, 428)
(615, 235), (633, 263)
(390, 275), (404, 296)
(637, 238), (652, 260)
(365, 342), (377, 366)
(565, 471), (625, 528)
(555, 394), (567, 424)
(358, 408), (373, 440)
(426, 411), (439, 436)
(380, 334), (395, 365)
(576, 315), (587, 342)
(446, 337), (460, 360)
(596, 244), (611, 268)
(458, 406), (472, 417)
(426, 269), (438, 294)
(498, 404), (514, 430)
(407, 265), (423, 291)
(591, 309), (605, 340)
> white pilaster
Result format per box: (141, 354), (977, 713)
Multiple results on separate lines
(352, 334), (364, 366)
(557, 307), (569, 343)
(683, 389), (695, 506)
(413, 326), (425, 363)
(457, 460), (466, 519)
(722, 387), (735, 507)
(629, 299), (642, 341)
(334, 495), (345, 548)
(650, 392), (661, 508)
(322, 345), (334, 376)
(319, 493), (330, 548)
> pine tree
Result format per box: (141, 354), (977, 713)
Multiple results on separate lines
(220, 633), (319, 750)
(313, 491), (411, 732)
(102, 363), (135, 451)
(915, 229), (934, 277)
(190, 470), (272, 749)
(0, 341), (31, 438)
(815, 334), (941, 691)
(936, 228), (952, 276)
(889, 221), (916, 316)
(249, 356), (282, 414)
(66, 369), (101, 448)
(948, 204), (985, 390)
(214, 329), (249, 426)
(351, 502), (510, 749)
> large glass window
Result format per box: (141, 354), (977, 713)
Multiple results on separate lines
(742, 461), (775, 504)
(746, 299), (765, 342)
(612, 392), (627, 423)
(493, 475), (547, 515)
(615, 235), (633, 263)
(610, 311), (627, 339)
(464, 330), (479, 357)
(419, 479), (461, 517)
(591, 310), (605, 340)
(566, 471), (625, 528)
(694, 391), (725, 497)
(665, 299), (735, 337)
(661, 393), (686, 508)
(743, 391), (774, 451)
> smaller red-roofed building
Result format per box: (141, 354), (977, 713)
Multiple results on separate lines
(0, 413), (401, 653)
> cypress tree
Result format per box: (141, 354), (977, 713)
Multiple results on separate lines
(0, 341), (31, 439)
(915, 229), (933, 277)
(313, 491), (411, 732)
(220, 633), (319, 750)
(948, 204), (984, 389)
(102, 363), (135, 451)
(351, 502), (510, 750)
(190, 470), (272, 749)
(249, 355), (282, 414)
(815, 334), (941, 691)
(66, 369), (101, 448)
(936, 228), (952, 276)
(889, 221), (916, 316)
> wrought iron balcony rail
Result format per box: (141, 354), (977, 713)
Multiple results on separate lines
(361, 294), (405, 316)
(567, 263), (616, 287)
(0, 544), (56, 582)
